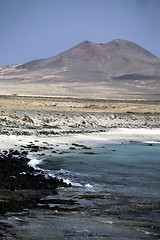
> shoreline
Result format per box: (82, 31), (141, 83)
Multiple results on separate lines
(1, 128), (160, 150)
(1, 130), (160, 239)
(0, 98), (160, 239)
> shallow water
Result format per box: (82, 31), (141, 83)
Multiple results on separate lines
(5, 141), (160, 239)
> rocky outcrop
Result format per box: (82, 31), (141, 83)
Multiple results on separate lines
(0, 149), (69, 213)
(0, 111), (160, 136)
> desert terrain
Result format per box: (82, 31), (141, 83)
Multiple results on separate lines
(0, 39), (160, 98)
(0, 94), (160, 113)
(0, 97), (160, 240)
(0, 95), (160, 140)
(0, 39), (160, 239)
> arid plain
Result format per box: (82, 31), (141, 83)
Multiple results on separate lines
(0, 95), (160, 113)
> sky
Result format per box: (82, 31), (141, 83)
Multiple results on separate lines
(0, 0), (160, 66)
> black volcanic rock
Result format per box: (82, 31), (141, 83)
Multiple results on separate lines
(0, 149), (68, 191)
(0, 149), (72, 214)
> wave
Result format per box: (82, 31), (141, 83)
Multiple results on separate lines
(134, 227), (159, 237)
(27, 155), (82, 186)
(27, 154), (95, 190)
(98, 220), (114, 225)
(143, 140), (160, 144)
(47, 168), (96, 189)
(28, 157), (42, 169)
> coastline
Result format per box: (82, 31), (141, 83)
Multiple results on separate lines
(0, 128), (160, 151)
(1, 129), (160, 239)
(0, 96), (160, 239)
(1, 126), (160, 212)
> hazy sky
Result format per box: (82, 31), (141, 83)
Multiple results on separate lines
(0, 0), (160, 66)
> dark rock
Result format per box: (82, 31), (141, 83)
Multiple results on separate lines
(82, 146), (91, 150)
(82, 152), (95, 155)
(0, 149), (70, 213)
(41, 146), (49, 150)
(59, 151), (71, 154)
(40, 198), (77, 205)
(72, 143), (91, 149)
(72, 143), (85, 147)
(76, 194), (106, 200)
(39, 153), (46, 156)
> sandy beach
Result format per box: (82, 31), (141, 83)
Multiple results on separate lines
(0, 95), (160, 239)
(1, 128), (160, 150)
(1, 95), (160, 177)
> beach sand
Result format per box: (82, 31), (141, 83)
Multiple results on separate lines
(1, 128), (160, 150)
(0, 95), (160, 239)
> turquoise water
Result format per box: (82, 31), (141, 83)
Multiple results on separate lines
(41, 143), (160, 199)
(7, 142), (160, 239)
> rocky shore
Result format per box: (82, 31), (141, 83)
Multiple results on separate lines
(0, 149), (70, 212)
(0, 109), (160, 211)
(0, 109), (160, 204)
(0, 96), (160, 239)
(0, 111), (160, 137)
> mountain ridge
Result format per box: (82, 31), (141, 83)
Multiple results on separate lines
(0, 39), (160, 98)
(16, 39), (158, 72)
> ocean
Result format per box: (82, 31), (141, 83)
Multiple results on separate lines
(4, 137), (160, 239)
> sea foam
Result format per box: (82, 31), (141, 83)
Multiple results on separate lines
(28, 158), (42, 169)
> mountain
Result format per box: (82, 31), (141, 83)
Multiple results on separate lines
(0, 39), (160, 98)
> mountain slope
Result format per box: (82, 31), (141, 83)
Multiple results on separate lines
(16, 39), (159, 74)
(0, 39), (160, 98)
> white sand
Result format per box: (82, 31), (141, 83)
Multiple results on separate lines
(0, 128), (160, 150)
